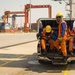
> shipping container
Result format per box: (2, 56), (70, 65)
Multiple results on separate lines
(5, 23), (10, 29)
(0, 23), (4, 32)
(5, 29), (10, 33)
(0, 23), (5, 29)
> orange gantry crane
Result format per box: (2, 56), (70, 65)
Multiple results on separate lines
(3, 4), (52, 31)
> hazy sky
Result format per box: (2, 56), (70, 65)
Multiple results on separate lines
(0, 0), (67, 26)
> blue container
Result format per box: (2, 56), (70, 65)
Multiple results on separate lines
(2, 26), (5, 30)
(0, 23), (2, 26)
(0, 23), (5, 30)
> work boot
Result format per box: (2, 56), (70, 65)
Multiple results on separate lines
(41, 50), (47, 55)
(69, 51), (73, 55)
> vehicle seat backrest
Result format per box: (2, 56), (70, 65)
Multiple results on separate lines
(41, 20), (58, 32)
(41, 20), (74, 32)
(66, 20), (74, 30)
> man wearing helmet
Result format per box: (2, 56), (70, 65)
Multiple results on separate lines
(56, 12), (73, 60)
(41, 25), (54, 55)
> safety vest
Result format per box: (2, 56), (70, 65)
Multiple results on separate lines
(41, 28), (52, 40)
(58, 20), (67, 38)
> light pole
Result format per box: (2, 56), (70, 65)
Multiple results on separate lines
(53, 0), (73, 18)
(30, 0), (31, 31)
(20, 5), (22, 32)
(69, 0), (72, 19)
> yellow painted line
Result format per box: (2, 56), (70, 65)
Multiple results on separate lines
(0, 55), (25, 67)
(63, 64), (70, 75)
(0, 60), (8, 63)
(0, 58), (26, 61)
(0, 58), (9, 63)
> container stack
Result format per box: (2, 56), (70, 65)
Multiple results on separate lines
(0, 23), (5, 32)
(0, 23), (11, 33)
